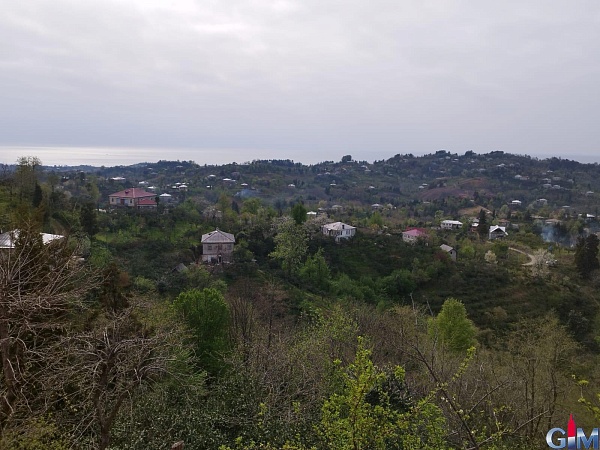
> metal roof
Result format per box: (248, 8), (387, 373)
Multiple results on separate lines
(201, 229), (235, 244)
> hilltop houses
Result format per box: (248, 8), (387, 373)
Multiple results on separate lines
(201, 229), (235, 263)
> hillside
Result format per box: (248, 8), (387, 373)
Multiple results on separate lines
(1, 151), (599, 449)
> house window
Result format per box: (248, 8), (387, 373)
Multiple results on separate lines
(207, 245), (212, 251)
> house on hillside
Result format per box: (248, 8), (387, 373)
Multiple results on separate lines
(441, 220), (463, 230)
(488, 225), (508, 240)
(402, 228), (428, 244)
(159, 193), (173, 203)
(201, 229), (235, 263)
(440, 244), (457, 261)
(109, 188), (156, 208)
(322, 222), (356, 241)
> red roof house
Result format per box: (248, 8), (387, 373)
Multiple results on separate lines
(109, 188), (156, 208)
(402, 228), (428, 244)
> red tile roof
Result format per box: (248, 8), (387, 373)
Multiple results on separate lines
(403, 228), (428, 237)
(109, 188), (156, 199)
(137, 198), (157, 206)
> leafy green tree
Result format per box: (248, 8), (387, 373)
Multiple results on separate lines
(319, 338), (448, 449)
(369, 211), (384, 229)
(299, 248), (331, 292)
(173, 288), (230, 374)
(291, 203), (307, 225)
(379, 269), (416, 298)
(428, 298), (476, 353)
(270, 218), (308, 276)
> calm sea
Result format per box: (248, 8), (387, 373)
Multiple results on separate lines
(0, 146), (598, 167)
(0, 146), (345, 167)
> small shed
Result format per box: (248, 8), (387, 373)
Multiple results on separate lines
(440, 244), (457, 262)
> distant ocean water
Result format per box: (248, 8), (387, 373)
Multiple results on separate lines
(0, 145), (598, 167)
(0, 146), (368, 167)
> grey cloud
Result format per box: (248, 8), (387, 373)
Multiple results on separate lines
(1, 0), (600, 162)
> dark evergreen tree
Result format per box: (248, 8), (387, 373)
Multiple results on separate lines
(32, 182), (43, 208)
(291, 202), (307, 225)
(477, 209), (489, 240)
(575, 235), (600, 279)
(80, 201), (99, 236)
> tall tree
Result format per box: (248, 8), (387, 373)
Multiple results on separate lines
(32, 182), (43, 208)
(477, 209), (489, 240)
(173, 288), (230, 374)
(80, 202), (99, 237)
(15, 156), (41, 204)
(428, 298), (476, 353)
(299, 248), (331, 292)
(291, 203), (307, 225)
(575, 235), (600, 279)
(0, 221), (97, 435)
(269, 217), (308, 276)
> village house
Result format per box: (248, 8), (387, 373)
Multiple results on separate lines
(441, 220), (463, 230)
(159, 193), (173, 203)
(109, 188), (156, 208)
(489, 225), (508, 240)
(322, 222), (356, 241)
(402, 228), (428, 244)
(201, 229), (235, 263)
(440, 244), (457, 262)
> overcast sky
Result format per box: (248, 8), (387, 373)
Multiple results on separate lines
(2, 1), (600, 164)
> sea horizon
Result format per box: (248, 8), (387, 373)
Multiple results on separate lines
(1, 145), (599, 167)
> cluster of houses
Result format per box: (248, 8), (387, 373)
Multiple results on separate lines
(106, 187), (510, 266)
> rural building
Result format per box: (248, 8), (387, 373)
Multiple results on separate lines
(440, 244), (457, 261)
(322, 222), (356, 241)
(201, 229), (235, 263)
(109, 188), (156, 208)
(489, 225), (508, 240)
(441, 220), (463, 230)
(402, 228), (428, 244)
